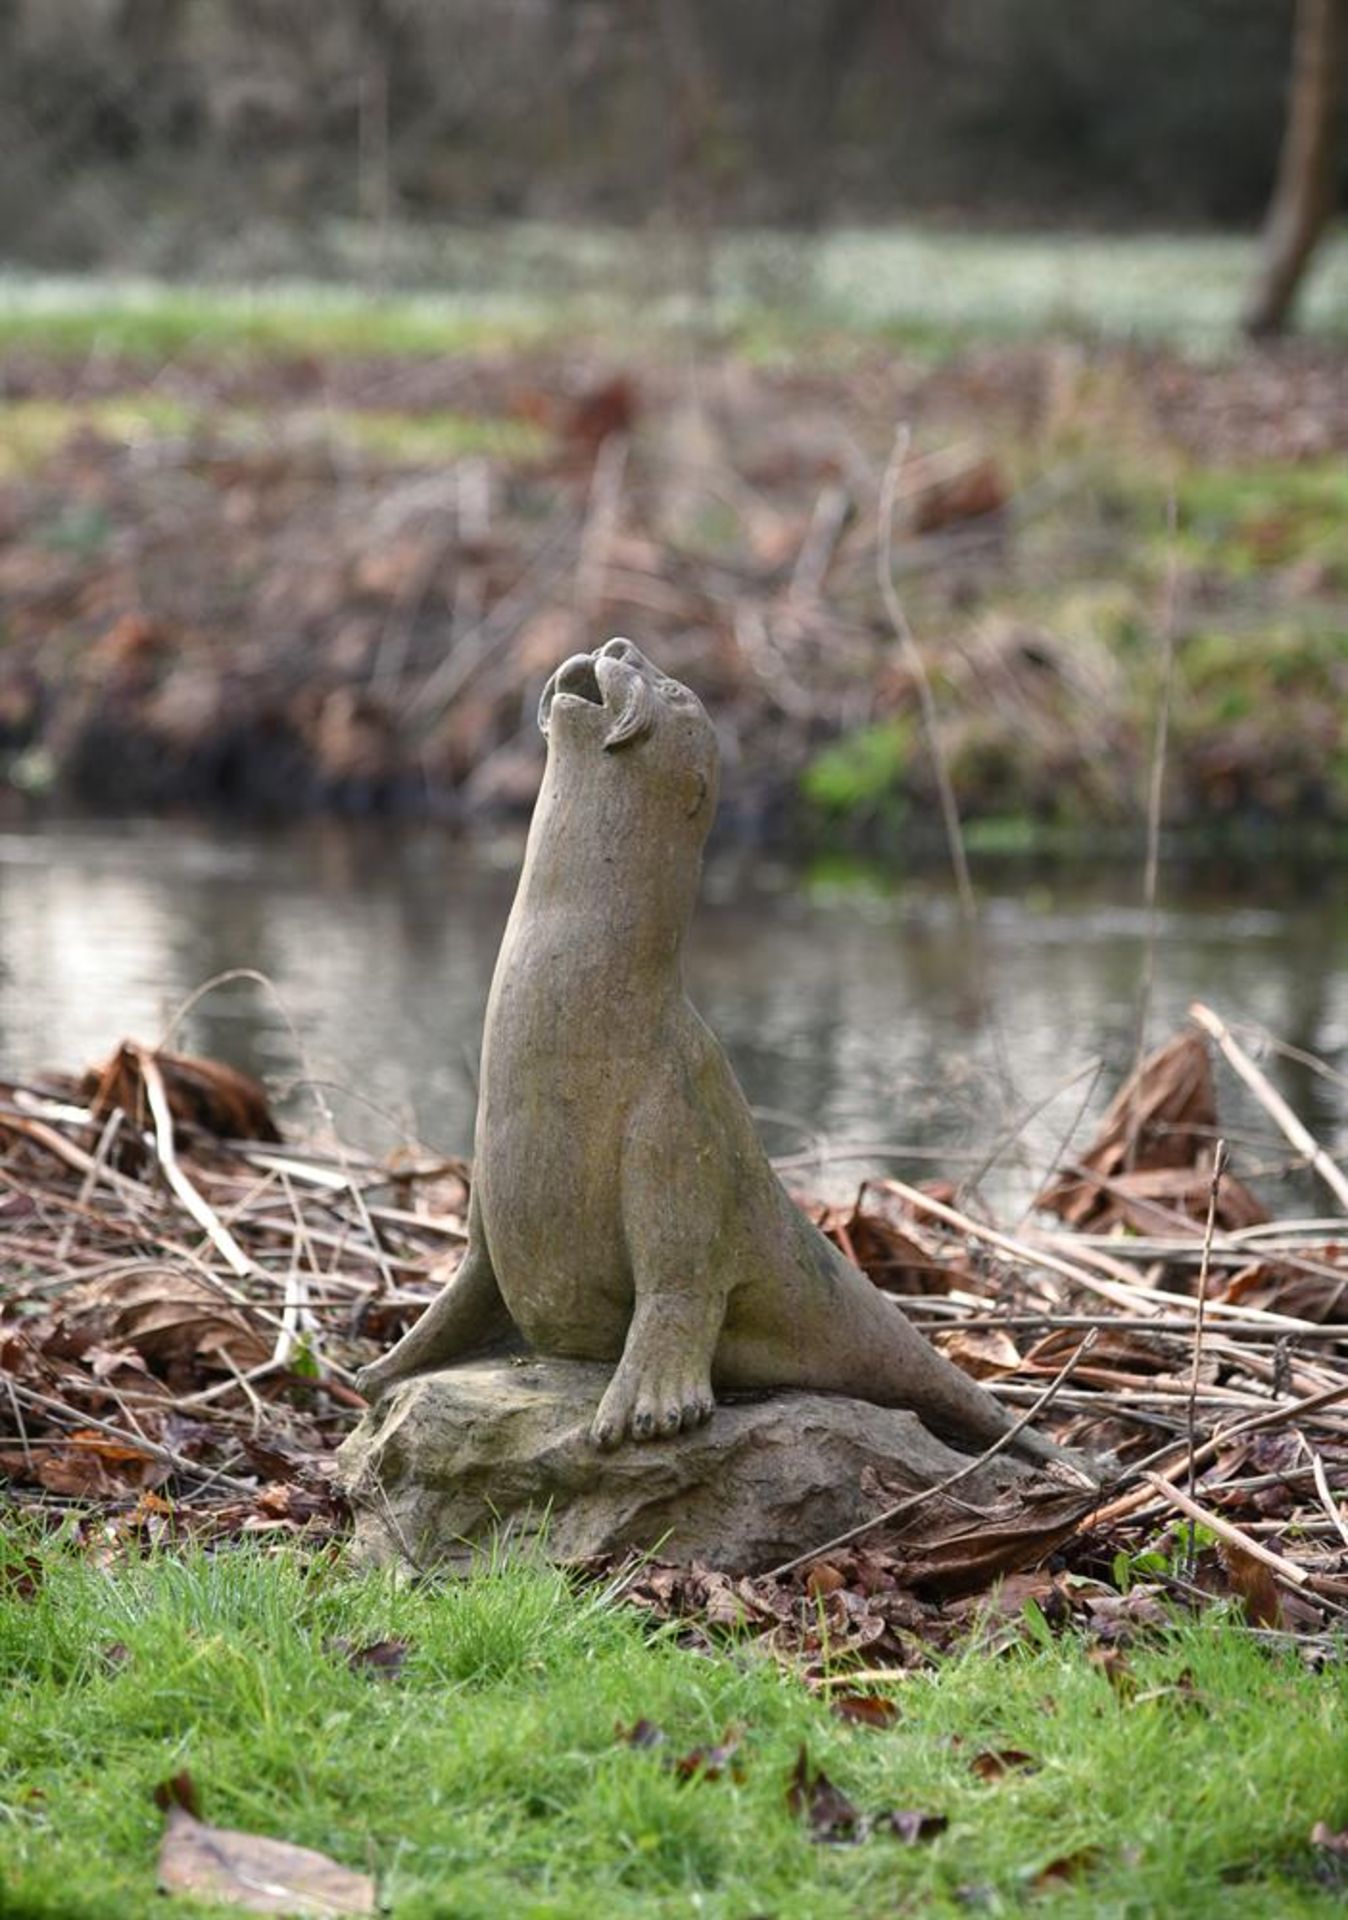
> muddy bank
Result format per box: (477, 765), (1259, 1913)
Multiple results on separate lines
(2, 338), (1347, 847)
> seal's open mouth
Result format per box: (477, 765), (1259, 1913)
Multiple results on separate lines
(554, 655), (604, 707)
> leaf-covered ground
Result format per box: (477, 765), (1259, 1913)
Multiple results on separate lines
(5, 1027), (1348, 1632)
(2, 275), (1347, 847)
(3, 1528), (1347, 1919)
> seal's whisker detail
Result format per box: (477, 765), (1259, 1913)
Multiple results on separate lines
(599, 665), (656, 752)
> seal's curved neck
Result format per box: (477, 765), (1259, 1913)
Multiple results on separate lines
(508, 746), (704, 979)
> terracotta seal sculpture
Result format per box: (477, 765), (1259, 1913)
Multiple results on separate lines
(357, 639), (1072, 1468)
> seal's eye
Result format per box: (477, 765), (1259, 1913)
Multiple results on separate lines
(657, 677), (693, 704)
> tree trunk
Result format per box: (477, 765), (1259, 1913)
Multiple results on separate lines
(1243, 0), (1346, 338)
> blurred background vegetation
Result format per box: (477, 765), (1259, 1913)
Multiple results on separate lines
(2, 0), (1347, 1166)
(1, 0), (1345, 837)
(1, 0), (1342, 263)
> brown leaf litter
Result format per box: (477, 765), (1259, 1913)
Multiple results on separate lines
(3, 1017), (1348, 1665)
(1037, 1031), (1266, 1233)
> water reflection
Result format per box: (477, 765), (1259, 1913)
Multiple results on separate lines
(2, 819), (1346, 1211)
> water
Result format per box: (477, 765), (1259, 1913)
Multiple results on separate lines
(3, 818), (1347, 1214)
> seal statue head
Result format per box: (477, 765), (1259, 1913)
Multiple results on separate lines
(537, 637), (718, 839)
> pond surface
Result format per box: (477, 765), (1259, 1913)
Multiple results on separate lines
(3, 818), (1347, 1214)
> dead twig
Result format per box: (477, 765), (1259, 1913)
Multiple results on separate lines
(5, 1380), (256, 1496)
(1143, 1471), (1311, 1588)
(1186, 1139), (1228, 1534)
(789, 482), (852, 604)
(1307, 1446), (1348, 1548)
(1089, 1377), (1348, 1527)
(1190, 1001), (1348, 1212)
(575, 431), (629, 617)
(1128, 487), (1179, 1170)
(159, 967), (398, 1296)
(877, 425), (974, 925)
(137, 1048), (258, 1282)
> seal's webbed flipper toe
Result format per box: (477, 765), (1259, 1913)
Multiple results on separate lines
(590, 1350), (715, 1448)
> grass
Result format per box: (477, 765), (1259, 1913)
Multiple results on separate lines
(0, 396), (550, 479)
(0, 277), (562, 362)
(2, 1527), (1346, 1917)
(2, 220), (1347, 363)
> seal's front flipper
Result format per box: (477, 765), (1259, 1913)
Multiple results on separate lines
(356, 1194), (512, 1405)
(592, 1072), (731, 1448)
(590, 1298), (717, 1448)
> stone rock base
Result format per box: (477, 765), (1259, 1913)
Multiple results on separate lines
(337, 1356), (1094, 1585)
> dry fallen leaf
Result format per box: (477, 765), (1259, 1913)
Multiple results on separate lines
(1086, 1644), (1134, 1694)
(831, 1692), (900, 1730)
(877, 1808), (949, 1844)
(157, 1804), (375, 1916)
(59, 1267), (270, 1387)
(1219, 1542), (1285, 1631)
(1032, 1845), (1103, 1890)
(154, 1772), (203, 1819)
(908, 454), (1008, 535)
(970, 1748), (1038, 1782)
(0, 1551), (43, 1601)
(811, 1193), (954, 1296)
(1037, 1030), (1265, 1232)
(86, 1043), (281, 1145)
(673, 1728), (745, 1783)
(804, 1561), (846, 1598)
(615, 1718), (666, 1750)
(939, 1328), (1022, 1379)
(36, 1431), (167, 1499)
(327, 1636), (411, 1679)
(615, 1716), (743, 1781)
(1312, 1822), (1348, 1857)
(563, 375), (639, 460)
(786, 1745), (862, 1843)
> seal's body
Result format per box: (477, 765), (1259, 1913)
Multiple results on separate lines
(357, 641), (1068, 1466)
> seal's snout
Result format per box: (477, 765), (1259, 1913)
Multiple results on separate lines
(539, 640), (659, 752)
(598, 637), (645, 668)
